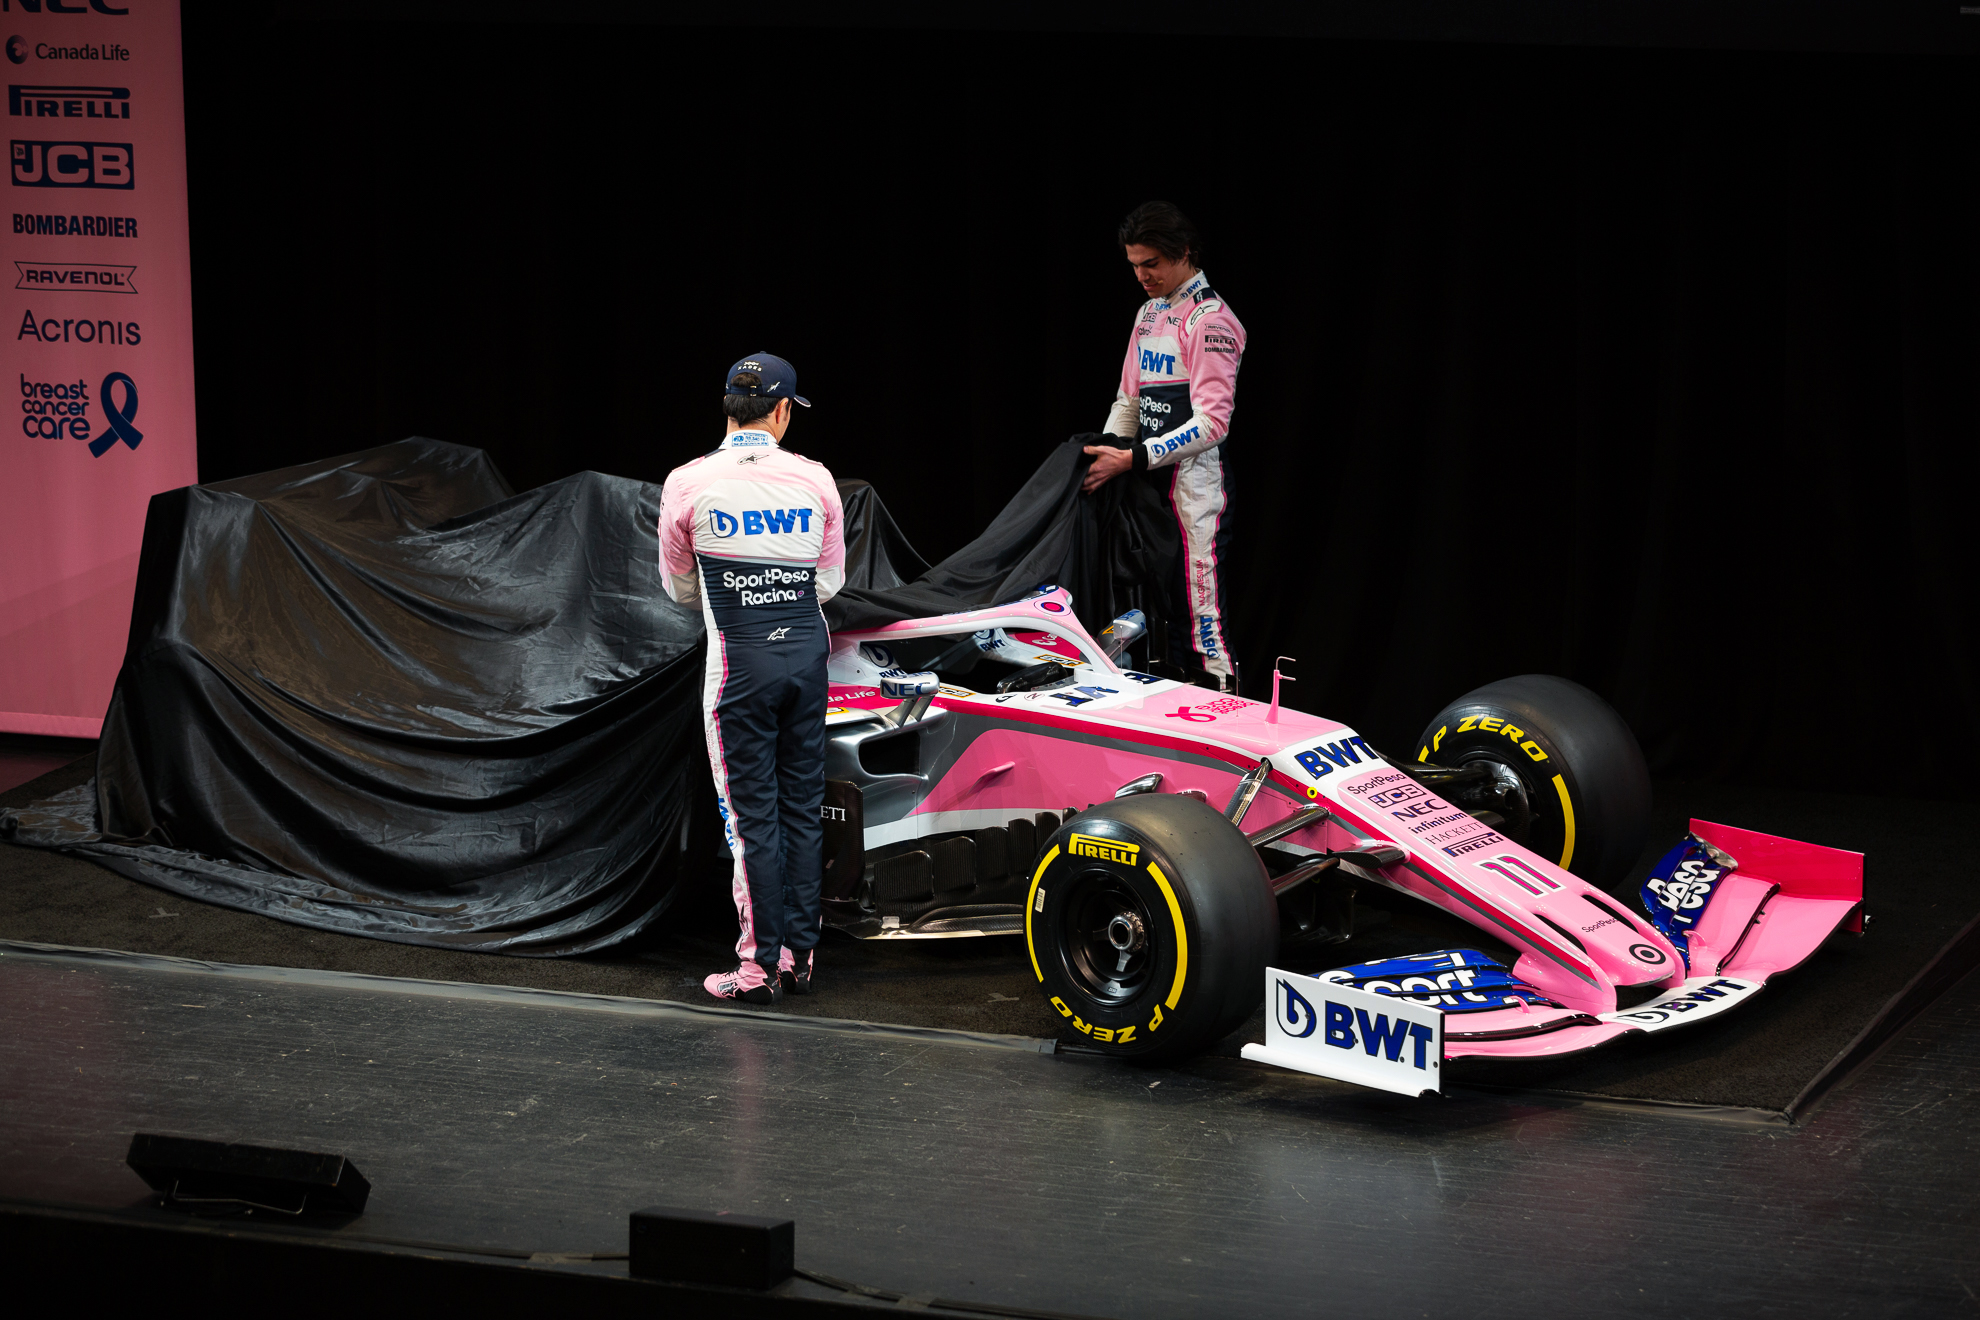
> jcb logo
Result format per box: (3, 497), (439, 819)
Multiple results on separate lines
(11, 139), (130, 188)
(1067, 832), (1138, 865)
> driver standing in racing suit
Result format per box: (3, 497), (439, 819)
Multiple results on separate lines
(659, 354), (845, 1005)
(1081, 201), (1246, 691)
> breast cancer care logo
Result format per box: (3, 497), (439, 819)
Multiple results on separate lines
(88, 370), (138, 454)
(17, 369), (139, 454)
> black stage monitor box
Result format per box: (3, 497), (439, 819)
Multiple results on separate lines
(629, 1205), (794, 1290)
(126, 1134), (372, 1215)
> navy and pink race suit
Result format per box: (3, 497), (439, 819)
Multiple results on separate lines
(1102, 269), (1247, 683)
(659, 431), (846, 977)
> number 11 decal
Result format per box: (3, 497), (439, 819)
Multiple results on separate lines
(1478, 854), (1562, 897)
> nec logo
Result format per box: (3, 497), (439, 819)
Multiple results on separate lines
(1138, 347), (1177, 375)
(11, 139), (129, 187)
(708, 507), (813, 537)
(2, 2), (130, 13)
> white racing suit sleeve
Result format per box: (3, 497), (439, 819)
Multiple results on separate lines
(813, 474), (847, 605)
(1142, 300), (1244, 471)
(657, 475), (703, 606)
(1104, 391), (1139, 439)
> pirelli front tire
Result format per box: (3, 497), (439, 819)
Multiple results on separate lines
(1415, 674), (1650, 888)
(1026, 793), (1278, 1063)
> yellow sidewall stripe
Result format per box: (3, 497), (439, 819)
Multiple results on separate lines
(1551, 773), (1577, 872)
(1027, 845), (1189, 1012)
(1025, 844), (1059, 981)
(1146, 861), (1188, 1010)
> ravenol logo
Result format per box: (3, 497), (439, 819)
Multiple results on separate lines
(1068, 832), (1139, 865)
(709, 507), (813, 538)
(1138, 347), (1177, 375)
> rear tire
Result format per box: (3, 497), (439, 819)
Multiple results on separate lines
(1415, 674), (1650, 888)
(1026, 794), (1277, 1063)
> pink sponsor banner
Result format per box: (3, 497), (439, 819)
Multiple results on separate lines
(1, 0), (195, 738)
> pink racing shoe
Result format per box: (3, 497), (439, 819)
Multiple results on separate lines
(704, 962), (782, 1006)
(779, 947), (815, 996)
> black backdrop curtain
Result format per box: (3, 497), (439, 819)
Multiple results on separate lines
(176, 16), (1977, 790)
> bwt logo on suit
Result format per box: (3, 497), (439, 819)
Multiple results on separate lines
(710, 508), (816, 536)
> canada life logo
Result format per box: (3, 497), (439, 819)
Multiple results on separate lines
(19, 368), (140, 456)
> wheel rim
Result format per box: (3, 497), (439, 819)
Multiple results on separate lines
(1460, 755), (1534, 842)
(1058, 867), (1157, 1007)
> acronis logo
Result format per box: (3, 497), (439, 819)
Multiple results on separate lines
(708, 507), (814, 537)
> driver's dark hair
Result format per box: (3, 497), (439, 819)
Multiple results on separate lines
(721, 370), (777, 425)
(1118, 200), (1201, 266)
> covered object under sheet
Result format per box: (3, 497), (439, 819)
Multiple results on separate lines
(2, 435), (1178, 953)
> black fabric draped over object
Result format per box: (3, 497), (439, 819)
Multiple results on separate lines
(825, 435), (1179, 637)
(2, 436), (1175, 954)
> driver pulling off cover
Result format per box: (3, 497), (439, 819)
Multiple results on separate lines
(1081, 201), (1247, 690)
(659, 354), (846, 1004)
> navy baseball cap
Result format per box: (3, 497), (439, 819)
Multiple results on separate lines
(725, 353), (811, 408)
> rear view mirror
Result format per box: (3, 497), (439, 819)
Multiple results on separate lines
(876, 669), (940, 728)
(1100, 610), (1146, 660)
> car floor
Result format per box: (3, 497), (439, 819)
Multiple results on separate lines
(4, 750), (1976, 1111)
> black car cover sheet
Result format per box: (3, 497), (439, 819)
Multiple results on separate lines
(825, 435), (1180, 636)
(2, 436), (1178, 954)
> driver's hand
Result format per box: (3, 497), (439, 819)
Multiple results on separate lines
(1081, 444), (1134, 493)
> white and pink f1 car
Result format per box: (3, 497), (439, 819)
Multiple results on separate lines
(818, 585), (1864, 1089)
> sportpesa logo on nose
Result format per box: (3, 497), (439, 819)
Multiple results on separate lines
(709, 507), (814, 537)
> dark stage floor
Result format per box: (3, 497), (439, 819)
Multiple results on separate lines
(2, 938), (1976, 1317)
(5, 751), (1976, 1112)
(0, 734), (94, 797)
